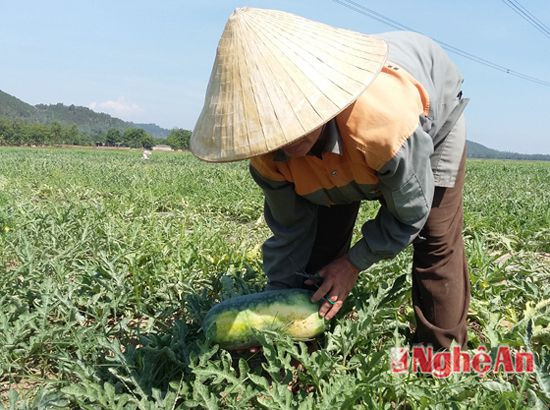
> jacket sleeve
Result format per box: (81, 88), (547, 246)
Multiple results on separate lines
(347, 126), (435, 270)
(249, 163), (318, 289)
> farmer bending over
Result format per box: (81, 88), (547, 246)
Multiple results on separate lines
(191, 8), (470, 351)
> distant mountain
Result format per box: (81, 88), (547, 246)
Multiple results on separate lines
(0, 89), (36, 118)
(466, 140), (550, 161)
(0, 89), (170, 137)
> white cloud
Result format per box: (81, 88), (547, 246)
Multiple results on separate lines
(88, 97), (142, 118)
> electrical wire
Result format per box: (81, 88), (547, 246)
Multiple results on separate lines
(501, 0), (550, 39)
(331, 0), (550, 87)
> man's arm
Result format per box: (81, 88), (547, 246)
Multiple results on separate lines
(347, 126), (435, 270)
(249, 164), (318, 289)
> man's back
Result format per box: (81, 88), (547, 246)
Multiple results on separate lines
(376, 31), (464, 137)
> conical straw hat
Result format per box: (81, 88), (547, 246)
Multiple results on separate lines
(191, 7), (388, 162)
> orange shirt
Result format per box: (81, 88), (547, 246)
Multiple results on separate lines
(250, 63), (430, 204)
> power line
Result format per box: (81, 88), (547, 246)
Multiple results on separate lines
(502, 0), (550, 39)
(331, 0), (550, 87)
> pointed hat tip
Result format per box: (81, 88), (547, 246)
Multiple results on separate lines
(231, 7), (251, 17)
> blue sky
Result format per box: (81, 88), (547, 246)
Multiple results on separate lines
(1, 0), (549, 154)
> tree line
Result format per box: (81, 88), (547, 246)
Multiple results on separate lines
(0, 118), (192, 150)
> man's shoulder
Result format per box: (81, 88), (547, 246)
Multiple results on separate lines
(336, 65), (427, 169)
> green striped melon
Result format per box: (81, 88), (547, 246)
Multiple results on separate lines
(203, 289), (326, 349)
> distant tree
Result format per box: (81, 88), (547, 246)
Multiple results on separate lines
(166, 128), (192, 150)
(0, 118), (13, 145)
(63, 124), (80, 145)
(123, 127), (152, 149)
(27, 123), (49, 145)
(11, 121), (26, 145)
(106, 128), (121, 146)
(142, 134), (155, 150)
(50, 122), (63, 144)
(92, 130), (106, 145)
(0, 119), (97, 146)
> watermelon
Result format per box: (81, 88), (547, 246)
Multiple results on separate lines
(202, 288), (326, 349)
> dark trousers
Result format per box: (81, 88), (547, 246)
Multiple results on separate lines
(305, 153), (470, 350)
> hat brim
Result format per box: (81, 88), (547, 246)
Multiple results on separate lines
(191, 8), (388, 163)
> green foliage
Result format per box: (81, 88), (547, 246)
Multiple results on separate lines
(122, 127), (154, 149)
(0, 119), (160, 149)
(0, 118), (92, 146)
(0, 148), (548, 408)
(106, 128), (122, 146)
(166, 128), (192, 150)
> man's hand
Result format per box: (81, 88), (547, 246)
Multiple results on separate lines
(304, 255), (359, 320)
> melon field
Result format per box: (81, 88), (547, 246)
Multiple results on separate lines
(0, 146), (549, 409)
